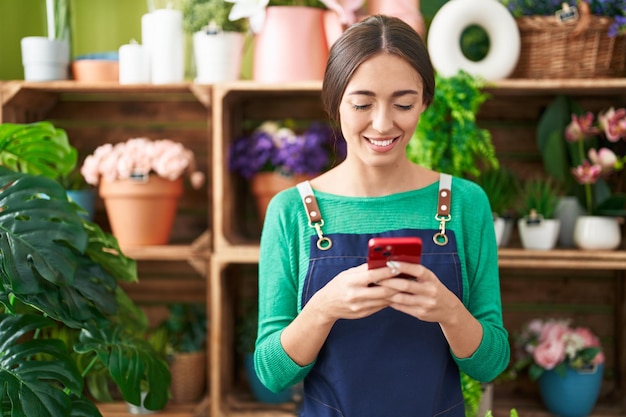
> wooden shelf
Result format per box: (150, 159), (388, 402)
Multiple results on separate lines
(498, 248), (626, 270)
(98, 400), (208, 417)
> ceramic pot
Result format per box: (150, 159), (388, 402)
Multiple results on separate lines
(251, 172), (314, 224)
(253, 6), (328, 82)
(126, 391), (156, 414)
(573, 215), (622, 250)
(193, 30), (244, 83)
(539, 364), (604, 417)
(555, 196), (586, 248)
(21, 36), (70, 81)
(66, 189), (96, 221)
(494, 216), (514, 247)
(99, 176), (183, 248)
(367, 0), (424, 37)
(517, 217), (560, 250)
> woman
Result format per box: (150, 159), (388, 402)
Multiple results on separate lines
(255, 14), (509, 416)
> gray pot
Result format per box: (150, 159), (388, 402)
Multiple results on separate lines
(21, 36), (70, 81)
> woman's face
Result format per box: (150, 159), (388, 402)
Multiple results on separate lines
(338, 53), (426, 168)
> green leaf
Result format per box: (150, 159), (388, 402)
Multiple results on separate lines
(0, 122), (77, 179)
(0, 314), (90, 417)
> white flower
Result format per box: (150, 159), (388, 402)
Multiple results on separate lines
(226, 0), (269, 33)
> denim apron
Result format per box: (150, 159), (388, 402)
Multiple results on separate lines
(296, 175), (464, 417)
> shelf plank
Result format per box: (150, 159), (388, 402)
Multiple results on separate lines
(98, 401), (202, 417)
(122, 245), (210, 261)
(499, 248), (626, 270)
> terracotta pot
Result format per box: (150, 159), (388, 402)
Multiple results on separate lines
(71, 59), (119, 82)
(253, 6), (328, 82)
(99, 176), (183, 248)
(251, 172), (314, 224)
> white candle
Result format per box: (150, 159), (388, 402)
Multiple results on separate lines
(149, 8), (184, 84)
(141, 12), (155, 83)
(119, 40), (148, 84)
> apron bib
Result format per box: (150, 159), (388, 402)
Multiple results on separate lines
(296, 176), (465, 417)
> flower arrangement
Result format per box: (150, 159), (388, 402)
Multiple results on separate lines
(226, 0), (364, 32)
(512, 318), (605, 380)
(228, 120), (344, 179)
(500, 0), (626, 36)
(80, 138), (205, 189)
(565, 106), (626, 215)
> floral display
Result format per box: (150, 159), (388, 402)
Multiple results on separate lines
(565, 106), (626, 214)
(227, 0), (364, 32)
(500, 0), (626, 36)
(81, 137), (205, 188)
(512, 318), (605, 380)
(228, 120), (345, 179)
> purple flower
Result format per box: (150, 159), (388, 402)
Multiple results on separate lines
(229, 120), (344, 179)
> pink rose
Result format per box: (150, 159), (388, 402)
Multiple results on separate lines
(533, 339), (566, 370)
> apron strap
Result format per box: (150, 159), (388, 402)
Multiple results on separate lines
(434, 173), (452, 246)
(297, 181), (333, 250)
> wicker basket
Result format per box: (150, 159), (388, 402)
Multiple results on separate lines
(169, 351), (207, 404)
(510, 15), (626, 79)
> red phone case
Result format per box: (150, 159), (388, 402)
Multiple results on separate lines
(367, 237), (423, 272)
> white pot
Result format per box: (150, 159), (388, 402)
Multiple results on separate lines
(494, 216), (514, 247)
(126, 391), (155, 414)
(555, 196), (586, 248)
(518, 217), (560, 250)
(21, 36), (70, 81)
(193, 30), (244, 84)
(573, 215), (622, 250)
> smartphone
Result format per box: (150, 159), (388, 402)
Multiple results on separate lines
(367, 236), (422, 279)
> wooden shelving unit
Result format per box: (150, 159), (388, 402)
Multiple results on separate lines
(3, 78), (626, 416)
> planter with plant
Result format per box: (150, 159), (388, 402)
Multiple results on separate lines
(516, 177), (562, 250)
(0, 121), (171, 416)
(407, 70), (499, 179)
(499, 0), (626, 78)
(227, 0), (364, 82)
(183, 0), (248, 83)
(510, 318), (605, 417)
(80, 137), (205, 248)
(152, 303), (208, 404)
(21, 0), (71, 81)
(537, 95), (626, 250)
(472, 167), (521, 247)
(229, 119), (344, 224)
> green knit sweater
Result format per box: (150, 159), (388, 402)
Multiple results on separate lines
(255, 176), (510, 392)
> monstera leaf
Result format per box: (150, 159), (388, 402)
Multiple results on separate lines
(0, 122), (77, 180)
(76, 324), (171, 411)
(0, 314), (101, 417)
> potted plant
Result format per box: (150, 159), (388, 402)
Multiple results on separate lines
(537, 96), (626, 250)
(21, 0), (71, 81)
(227, 0), (364, 82)
(0, 121), (170, 416)
(471, 167), (521, 247)
(236, 300), (294, 404)
(228, 119), (344, 223)
(58, 165), (97, 221)
(407, 70), (499, 178)
(183, 0), (248, 83)
(152, 303), (208, 404)
(80, 137), (206, 248)
(510, 318), (605, 417)
(499, 0), (626, 78)
(516, 177), (562, 250)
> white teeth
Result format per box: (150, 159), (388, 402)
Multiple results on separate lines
(368, 138), (394, 147)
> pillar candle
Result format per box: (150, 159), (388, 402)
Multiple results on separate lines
(149, 8), (184, 84)
(141, 12), (155, 83)
(119, 40), (148, 84)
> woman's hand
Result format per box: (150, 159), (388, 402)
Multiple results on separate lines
(310, 263), (402, 322)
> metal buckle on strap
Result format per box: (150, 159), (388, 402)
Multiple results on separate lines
(434, 174), (452, 246)
(297, 181), (332, 251)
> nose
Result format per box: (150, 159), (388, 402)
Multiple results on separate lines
(371, 106), (394, 133)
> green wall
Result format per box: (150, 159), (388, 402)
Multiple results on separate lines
(0, 0), (148, 80)
(0, 0), (446, 81)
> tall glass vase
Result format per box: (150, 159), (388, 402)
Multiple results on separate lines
(538, 364), (604, 417)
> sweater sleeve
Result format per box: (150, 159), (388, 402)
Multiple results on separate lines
(452, 180), (511, 382)
(254, 190), (315, 392)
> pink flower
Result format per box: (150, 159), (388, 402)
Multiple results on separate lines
(571, 161), (602, 185)
(533, 338), (566, 370)
(565, 112), (599, 142)
(588, 147), (618, 174)
(598, 107), (626, 142)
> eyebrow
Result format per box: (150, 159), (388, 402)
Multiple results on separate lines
(346, 89), (419, 98)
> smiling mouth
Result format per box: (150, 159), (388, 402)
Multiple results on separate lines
(367, 137), (397, 147)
